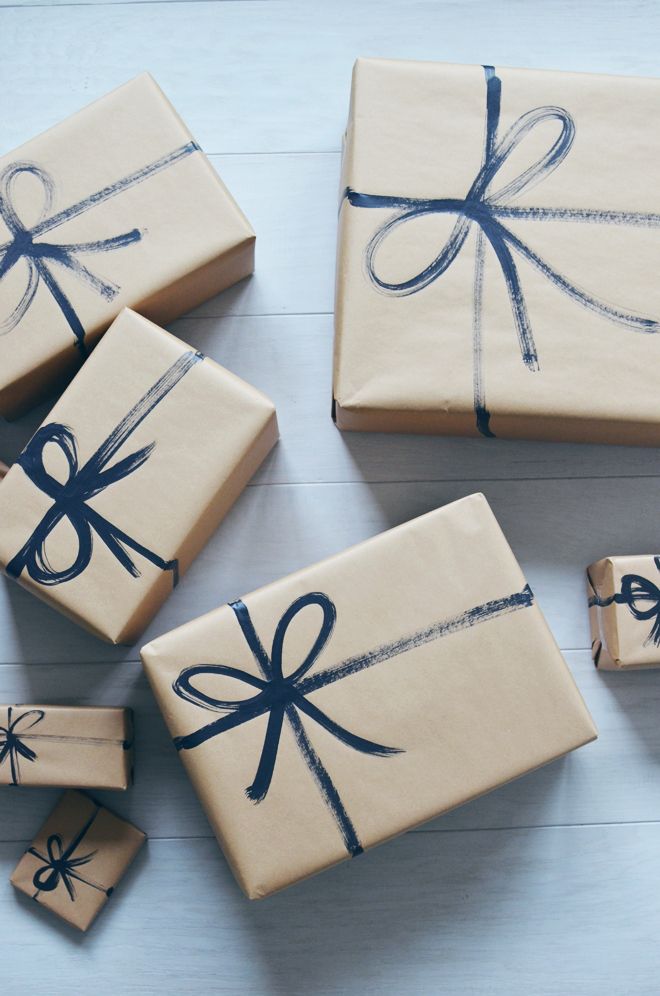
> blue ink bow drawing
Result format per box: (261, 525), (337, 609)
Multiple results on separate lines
(588, 557), (660, 658)
(0, 141), (199, 355)
(28, 804), (113, 902)
(0, 707), (45, 786)
(173, 584), (535, 856)
(344, 65), (660, 437)
(6, 349), (203, 586)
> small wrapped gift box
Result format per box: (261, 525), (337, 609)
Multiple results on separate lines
(11, 790), (145, 932)
(142, 493), (596, 899)
(0, 73), (255, 419)
(587, 555), (660, 669)
(0, 705), (133, 788)
(0, 308), (278, 644)
(334, 58), (660, 443)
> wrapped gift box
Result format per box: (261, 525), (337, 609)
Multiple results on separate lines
(0, 309), (278, 644)
(142, 493), (596, 899)
(0, 705), (133, 788)
(588, 555), (660, 669)
(334, 58), (660, 443)
(11, 790), (145, 931)
(0, 73), (255, 418)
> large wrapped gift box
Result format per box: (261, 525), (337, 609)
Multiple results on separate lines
(0, 73), (255, 418)
(11, 790), (145, 932)
(0, 309), (278, 644)
(0, 705), (133, 788)
(142, 493), (596, 899)
(334, 58), (660, 443)
(588, 555), (660, 669)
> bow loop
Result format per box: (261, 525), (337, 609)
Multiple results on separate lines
(0, 707), (46, 785)
(619, 574), (660, 622)
(270, 592), (337, 684)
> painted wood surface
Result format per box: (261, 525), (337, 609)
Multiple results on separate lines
(2, 0), (660, 993)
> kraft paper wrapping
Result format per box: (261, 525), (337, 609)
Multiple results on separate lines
(142, 493), (597, 899)
(587, 555), (660, 669)
(0, 73), (255, 419)
(334, 58), (660, 444)
(0, 705), (133, 788)
(11, 790), (145, 932)
(0, 309), (278, 645)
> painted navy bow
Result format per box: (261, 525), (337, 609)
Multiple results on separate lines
(0, 141), (199, 354)
(6, 348), (203, 586)
(588, 557), (660, 648)
(344, 65), (660, 437)
(173, 583), (535, 856)
(28, 805), (113, 902)
(0, 707), (45, 786)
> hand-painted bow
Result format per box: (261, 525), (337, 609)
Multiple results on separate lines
(0, 707), (45, 785)
(173, 583), (535, 856)
(6, 348), (203, 586)
(28, 805), (112, 902)
(344, 65), (660, 437)
(589, 556), (660, 647)
(0, 141), (199, 354)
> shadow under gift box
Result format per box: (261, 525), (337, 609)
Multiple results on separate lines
(587, 554), (660, 669)
(0, 705), (133, 788)
(11, 790), (145, 932)
(0, 72), (255, 419)
(142, 493), (597, 899)
(334, 58), (660, 443)
(0, 308), (278, 645)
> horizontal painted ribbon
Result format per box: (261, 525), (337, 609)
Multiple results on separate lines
(0, 706), (131, 786)
(0, 141), (199, 355)
(588, 556), (660, 651)
(6, 349), (203, 586)
(173, 583), (535, 857)
(343, 65), (660, 437)
(28, 803), (113, 902)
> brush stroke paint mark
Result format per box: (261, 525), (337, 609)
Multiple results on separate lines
(0, 141), (200, 355)
(28, 803), (113, 902)
(0, 707), (45, 786)
(588, 557), (660, 647)
(343, 66), (660, 437)
(172, 584), (535, 856)
(6, 349), (204, 587)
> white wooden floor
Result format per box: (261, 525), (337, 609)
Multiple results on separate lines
(3, 1), (660, 993)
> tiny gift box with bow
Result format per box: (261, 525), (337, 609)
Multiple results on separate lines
(0, 73), (255, 419)
(587, 555), (660, 669)
(0, 705), (133, 788)
(142, 493), (596, 899)
(0, 308), (278, 644)
(11, 790), (145, 932)
(334, 58), (660, 443)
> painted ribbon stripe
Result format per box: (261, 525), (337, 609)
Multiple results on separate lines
(588, 557), (660, 647)
(0, 140), (200, 354)
(6, 349), (203, 587)
(344, 65), (660, 437)
(0, 706), (131, 786)
(173, 583), (535, 857)
(28, 804), (113, 902)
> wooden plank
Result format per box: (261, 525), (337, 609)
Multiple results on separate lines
(1, 650), (659, 842)
(2, 823), (660, 994)
(0, 475), (655, 664)
(2, 1), (660, 155)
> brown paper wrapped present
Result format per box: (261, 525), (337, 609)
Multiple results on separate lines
(334, 58), (660, 443)
(587, 555), (660, 669)
(142, 493), (596, 899)
(0, 705), (133, 788)
(0, 73), (255, 418)
(0, 308), (278, 644)
(11, 790), (145, 931)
